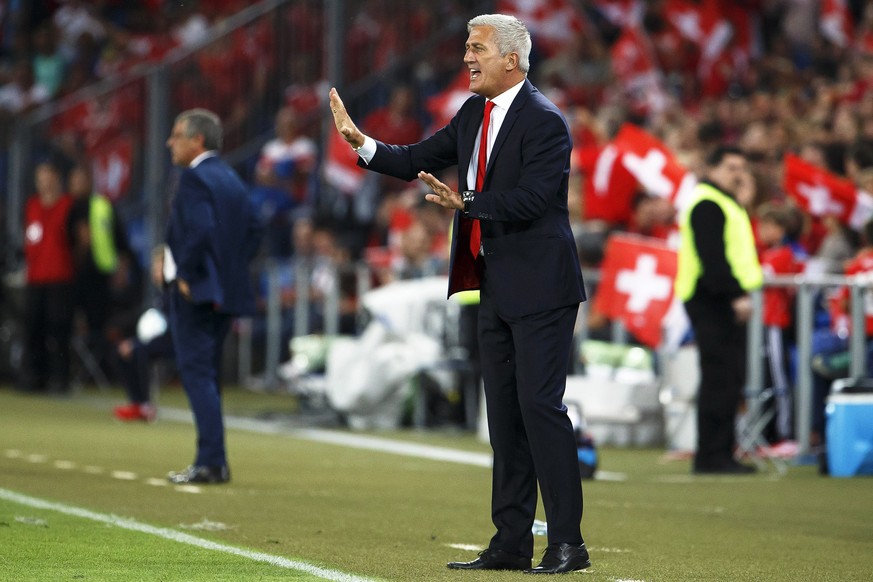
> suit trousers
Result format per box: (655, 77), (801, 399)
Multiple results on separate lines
(169, 287), (232, 467)
(479, 264), (583, 557)
(684, 298), (747, 469)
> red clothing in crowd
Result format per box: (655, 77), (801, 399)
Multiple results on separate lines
(833, 249), (873, 336)
(24, 194), (74, 284)
(760, 244), (802, 328)
(362, 108), (423, 147)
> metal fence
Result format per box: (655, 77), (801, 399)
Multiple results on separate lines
(245, 258), (872, 457)
(747, 274), (871, 458)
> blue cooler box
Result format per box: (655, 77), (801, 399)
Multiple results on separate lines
(826, 394), (873, 477)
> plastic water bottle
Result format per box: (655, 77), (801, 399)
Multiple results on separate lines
(531, 519), (548, 536)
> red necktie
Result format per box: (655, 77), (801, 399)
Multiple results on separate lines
(470, 100), (494, 258)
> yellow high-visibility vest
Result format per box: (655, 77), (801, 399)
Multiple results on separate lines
(675, 182), (762, 302)
(89, 194), (118, 274)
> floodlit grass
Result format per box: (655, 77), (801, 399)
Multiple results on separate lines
(0, 496), (329, 581)
(0, 386), (871, 581)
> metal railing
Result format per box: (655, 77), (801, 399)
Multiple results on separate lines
(747, 274), (871, 458)
(248, 263), (871, 457)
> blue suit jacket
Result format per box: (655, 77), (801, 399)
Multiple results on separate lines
(363, 79), (585, 317)
(166, 155), (263, 315)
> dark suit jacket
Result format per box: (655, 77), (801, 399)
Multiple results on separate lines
(166, 155), (262, 315)
(363, 79), (585, 317)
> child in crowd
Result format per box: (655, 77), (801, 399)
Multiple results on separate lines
(756, 203), (805, 443)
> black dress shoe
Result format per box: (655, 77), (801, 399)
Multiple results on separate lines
(525, 542), (591, 574)
(447, 548), (530, 571)
(167, 465), (230, 484)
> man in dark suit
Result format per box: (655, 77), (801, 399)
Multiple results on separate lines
(154, 108), (262, 485)
(330, 14), (589, 574)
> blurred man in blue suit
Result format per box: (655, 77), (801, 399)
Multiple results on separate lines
(154, 108), (262, 484)
(330, 13), (589, 574)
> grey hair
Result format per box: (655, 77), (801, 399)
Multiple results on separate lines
(176, 108), (223, 150)
(468, 14), (531, 74)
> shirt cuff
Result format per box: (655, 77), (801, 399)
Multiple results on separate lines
(356, 136), (376, 164)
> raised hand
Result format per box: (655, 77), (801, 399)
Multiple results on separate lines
(329, 87), (364, 149)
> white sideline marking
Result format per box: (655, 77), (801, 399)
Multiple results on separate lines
(0, 487), (381, 582)
(294, 428), (494, 467)
(145, 478), (168, 487)
(173, 485), (202, 494)
(289, 429), (627, 482)
(53, 460), (77, 470)
(446, 543), (482, 551)
(156, 410), (629, 481)
(111, 471), (139, 481)
(26, 454), (47, 463)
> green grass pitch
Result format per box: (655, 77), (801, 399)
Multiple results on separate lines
(0, 386), (871, 581)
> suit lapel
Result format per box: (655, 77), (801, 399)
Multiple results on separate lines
(486, 80), (533, 178)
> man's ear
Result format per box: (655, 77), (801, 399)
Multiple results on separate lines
(506, 52), (517, 71)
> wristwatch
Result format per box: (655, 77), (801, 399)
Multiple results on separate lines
(461, 190), (475, 215)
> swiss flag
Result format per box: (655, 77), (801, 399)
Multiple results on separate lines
(497, 0), (587, 56)
(91, 135), (134, 201)
(594, 233), (678, 347)
(580, 143), (638, 224)
(820, 0), (854, 48)
(849, 190), (873, 231)
(695, 0), (735, 97)
(783, 153), (856, 223)
(665, 0), (704, 44)
(612, 124), (697, 211)
(580, 123), (695, 224)
(610, 26), (670, 114)
(591, 0), (643, 28)
(323, 129), (365, 194)
(425, 69), (472, 132)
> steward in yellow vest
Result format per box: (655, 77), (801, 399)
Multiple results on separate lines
(67, 165), (130, 353)
(675, 182), (763, 304)
(675, 146), (762, 475)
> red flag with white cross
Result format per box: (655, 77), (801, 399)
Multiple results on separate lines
(783, 153), (856, 222)
(612, 123), (697, 212)
(498, 0), (587, 56)
(593, 233), (678, 347)
(820, 0), (854, 48)
(580, 143), (638, 224)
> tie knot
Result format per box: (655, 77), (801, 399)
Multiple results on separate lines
(483, 100), (494, 118)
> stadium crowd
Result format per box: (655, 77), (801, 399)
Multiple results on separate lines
(2, 0), (873, 444)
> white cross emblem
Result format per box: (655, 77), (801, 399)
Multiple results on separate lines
(616, 253), (673, 313)
(593, 144), (619, 196)
(797, 182), (844, 215)
(623, 149), (674, 198)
